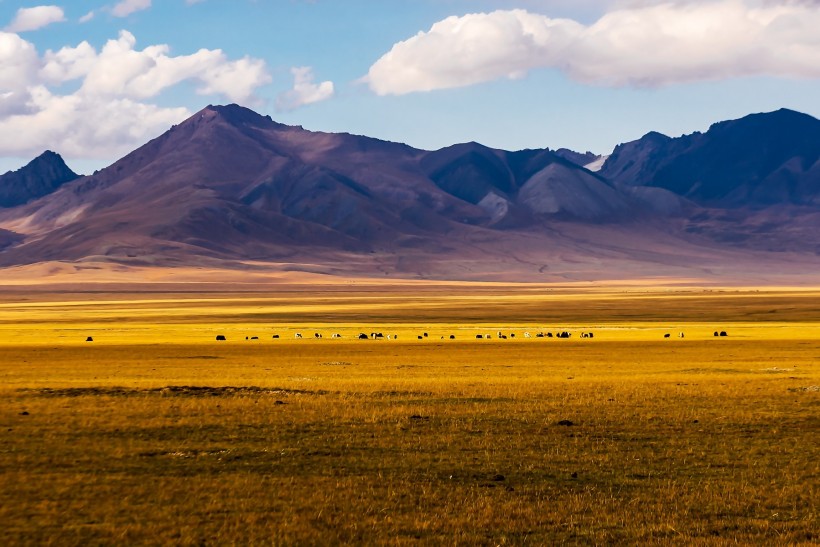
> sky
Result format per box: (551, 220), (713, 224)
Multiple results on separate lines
(1, 0), (820, 175)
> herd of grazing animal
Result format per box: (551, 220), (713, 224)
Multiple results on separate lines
(208, 330), (605, 342)
(86, 328), (732, 342)
(209, 329), (714, 342)
(662, 330), (729, 339)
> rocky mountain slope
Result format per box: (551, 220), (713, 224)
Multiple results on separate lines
(0, 105), (817, 282)
(0, 151), (80, 208)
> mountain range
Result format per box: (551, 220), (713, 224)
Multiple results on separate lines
(0, 104), (817, 283)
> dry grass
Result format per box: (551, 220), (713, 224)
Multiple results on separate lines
(0, 286), (818, 544)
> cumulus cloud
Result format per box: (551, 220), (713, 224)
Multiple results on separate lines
(0, 33), (41, 116)
(55, 31), (272, 103)
(0, 87), (189, 160)
(276, 67), (334, 111)
(111, 0), (151, 18)
(0, 30), (271, 159)
(365, 1), (820, 95)
(6, 5), (65, 32)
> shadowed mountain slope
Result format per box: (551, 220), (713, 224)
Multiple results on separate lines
(0, 151), (80, 208)
(602, 109), (820, 207)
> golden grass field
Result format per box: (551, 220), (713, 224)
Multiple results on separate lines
(0, 282), (818, 544)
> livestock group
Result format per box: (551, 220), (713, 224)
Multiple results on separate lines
(88, 328), (732, 342)
(211, 329), (599, 342)
(208, 328), (732, 342)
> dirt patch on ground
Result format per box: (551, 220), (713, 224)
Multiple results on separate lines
(788, 385), (819, 392)
(162, 356), (224, 360)
(370, 390), (434, 398)
(22, 386), (328, 397)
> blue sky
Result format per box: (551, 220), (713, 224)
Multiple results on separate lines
(1, 0), (819, 175)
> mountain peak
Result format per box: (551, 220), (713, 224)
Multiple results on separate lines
(199, 103), (287, 129)
(36, 150), (64, 162)
(640, 131), (672, 143)
(708, 108), (820, 134)
(773, 107), (804, 116)
(767, 107), (816, 121)
(15, 150), (70, 171)
(0, 151), (79, 208)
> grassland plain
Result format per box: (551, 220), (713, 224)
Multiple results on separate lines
(0, 284), (818, 545)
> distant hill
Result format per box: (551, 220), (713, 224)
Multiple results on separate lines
(0, 151), (79, 208)
(419, 142), (632, 224)
(0, 105), (817, 282)
(601, 109), (820, 207)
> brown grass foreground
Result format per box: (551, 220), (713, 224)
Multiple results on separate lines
(0, 285), (818, 544)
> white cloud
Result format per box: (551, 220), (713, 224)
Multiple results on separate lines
(40, 41), (98, 84)
(195, 55), (272, 104)
(6, 6), (65, 33)
(365, 1), (820, 95)
(111, 0), (151, 18)
(79, 11), (95, 23)
(0, 30), (272, 159)
(38, 31), (270, 103)
(0, 86), (189, 159)
(276, 66), (334, 111)
(0, 33), (41, 116)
